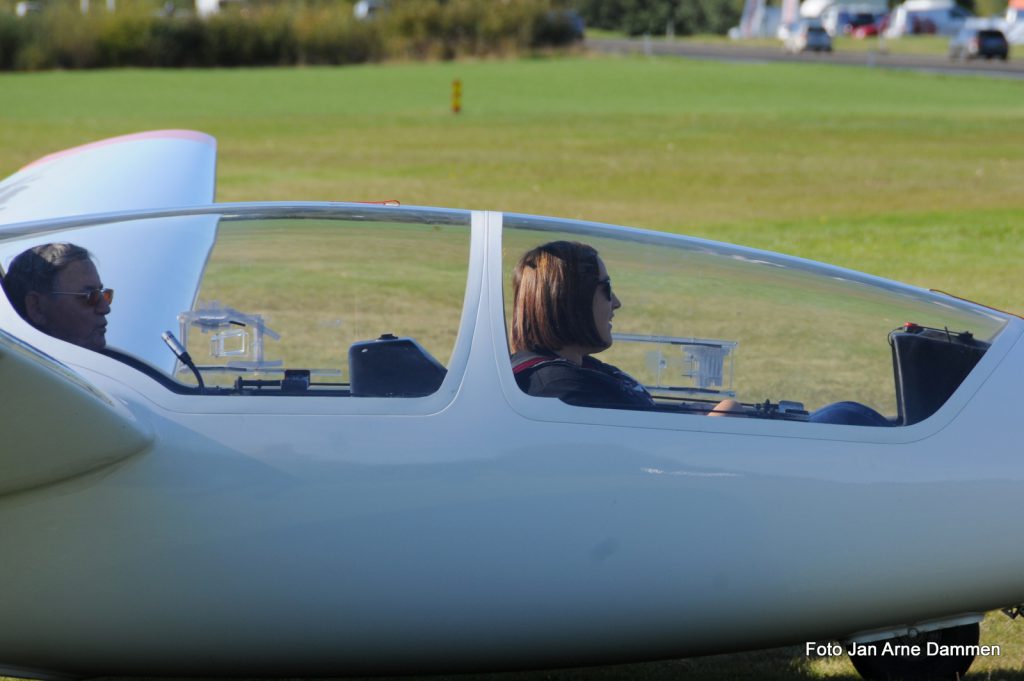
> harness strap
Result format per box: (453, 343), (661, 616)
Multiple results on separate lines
(512, 353), (570, 375)
(512, 356), (551, 375)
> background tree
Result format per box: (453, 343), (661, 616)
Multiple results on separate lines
(573, 0), (743, 36)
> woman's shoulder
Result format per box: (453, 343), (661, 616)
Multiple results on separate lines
(510, 350), (574, 376)
(511, 351), (622, 377)
(511, 350), (653, 409)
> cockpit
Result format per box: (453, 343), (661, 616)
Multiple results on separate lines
(501, 214), (1007, 426)
(0, 204), (1011, 428)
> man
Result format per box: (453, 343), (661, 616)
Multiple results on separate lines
(3, 243), (112, 351)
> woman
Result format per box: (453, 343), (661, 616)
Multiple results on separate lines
(509, 240), (740, 415)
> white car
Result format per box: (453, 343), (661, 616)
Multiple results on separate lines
(1, 131), (1021, 681)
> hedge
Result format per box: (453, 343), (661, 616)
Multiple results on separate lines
(0, 0), (582, 71)
(574, 0), (743, 37)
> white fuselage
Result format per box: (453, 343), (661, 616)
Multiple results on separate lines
(2, 209), (1023, 678)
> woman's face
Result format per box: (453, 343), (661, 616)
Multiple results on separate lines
(591, 257), (621, 350)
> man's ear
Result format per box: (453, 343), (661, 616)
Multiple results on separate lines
(23, 291), (47, 328)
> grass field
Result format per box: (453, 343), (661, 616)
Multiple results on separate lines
(2, 55), (1021, 314)
(2, 55), (1023, 680)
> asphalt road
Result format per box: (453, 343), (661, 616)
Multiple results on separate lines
(587, 36), (1024, 79)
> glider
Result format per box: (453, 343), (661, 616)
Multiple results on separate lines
(1, 131), (1020, 681)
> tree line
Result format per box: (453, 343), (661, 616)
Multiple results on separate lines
(0, 0), (583, 70)
(572, 0), (745, 37)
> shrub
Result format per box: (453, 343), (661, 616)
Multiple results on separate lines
(378, 0), (574, 61)
(96, 12), (158, 66)
(0, 12), (25, 70)
(148, 16), (207, 67)
(43, 6), (100, 68)
(575, 0), (743, 36)
(531, 9), (585, 47)
(202, 8), (297, 67)
(292, 6), (383, 64)
(0, 0), (579, 71)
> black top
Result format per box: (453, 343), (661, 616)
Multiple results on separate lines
(511, 350), (655, 410)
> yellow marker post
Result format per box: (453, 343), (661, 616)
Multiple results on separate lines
(452, 79), (462, 115)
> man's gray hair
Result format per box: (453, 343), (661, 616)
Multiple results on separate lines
(3, 243), (93, 320)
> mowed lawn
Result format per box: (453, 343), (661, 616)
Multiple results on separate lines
(1, 55), (1023, 312)
(2, 56), (1024, 681)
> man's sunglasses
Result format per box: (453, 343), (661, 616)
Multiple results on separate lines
(50, 287), (114, 307)
(597, 278), (613, 302)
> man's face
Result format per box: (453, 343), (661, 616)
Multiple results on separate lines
(30, 260), (110, 351)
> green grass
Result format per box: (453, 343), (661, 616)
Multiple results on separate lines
(3, 56), (1020, 314)
(2, 56), (1024, 680)
(189, 219), (470, 386)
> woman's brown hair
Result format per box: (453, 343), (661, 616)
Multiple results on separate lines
(510, 241), (605, 354)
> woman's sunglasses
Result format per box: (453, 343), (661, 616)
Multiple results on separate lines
(50, 287), (114, 307)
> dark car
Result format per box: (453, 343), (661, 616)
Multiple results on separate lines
(949, 26), (1010, 60)
(784, 20), (833, 53)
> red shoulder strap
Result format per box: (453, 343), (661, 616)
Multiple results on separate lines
(512, 355), (556, 375)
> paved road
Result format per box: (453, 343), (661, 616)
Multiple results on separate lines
(587, 37), (1024, 79)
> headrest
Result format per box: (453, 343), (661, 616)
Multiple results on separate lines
(348, 334), (446, 398)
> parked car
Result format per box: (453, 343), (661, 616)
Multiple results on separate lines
(850, 11), (890, 36)
(783, 20), (834, 52)
(822, 7), (887, 36)
(845, 11), (885, 32)
(851, 21), (882, 37)
(949, 26), (1010, 60)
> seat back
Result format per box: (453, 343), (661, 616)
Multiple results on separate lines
(889, 324), (988, 425)
(348, 334), (447, 397)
